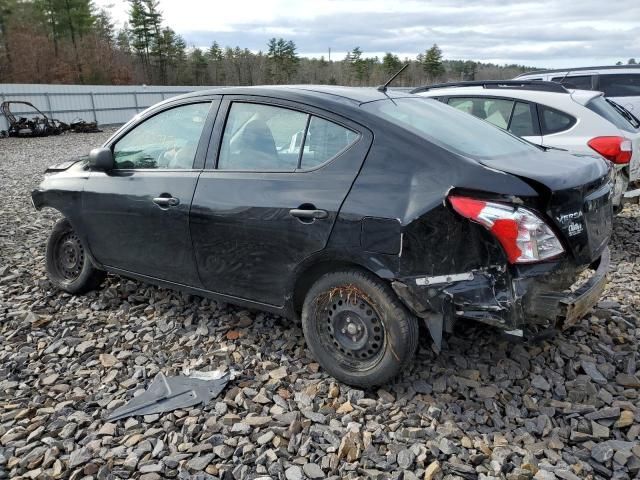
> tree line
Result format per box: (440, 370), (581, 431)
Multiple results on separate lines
(0, 0), (537, 86)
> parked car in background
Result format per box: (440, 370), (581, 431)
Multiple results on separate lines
(32, 86), (612, 387)
(412, 80), (640, 209)
(515, 65), (640, 114)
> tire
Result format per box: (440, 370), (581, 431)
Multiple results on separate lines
(45, 218), (106, 294)
(301, 269), (419, 387)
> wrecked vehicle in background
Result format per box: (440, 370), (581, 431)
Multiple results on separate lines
(0, 101), (100, 137)
(413, 80), (640, 211)
(31, 86), (613, 387)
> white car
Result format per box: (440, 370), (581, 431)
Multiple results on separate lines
(514, 65), (640, 115)
(412, 80), (640, 208)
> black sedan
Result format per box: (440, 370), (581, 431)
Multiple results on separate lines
(32, 86), (613, 387)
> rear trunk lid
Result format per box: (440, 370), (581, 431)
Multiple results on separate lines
(478, 150), (613, 265)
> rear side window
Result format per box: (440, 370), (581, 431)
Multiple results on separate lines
(551, 75), (593, 90)
(301, 117), (358, 169)
(448, 97), (515, 129)
(539, 106), (576, 135)
(586, 96), (638, 132)
(508, 102), (536, 137)
(599, 74), (640, 97)
(218, 103), (308, 171)
(217, 102), (358, 171)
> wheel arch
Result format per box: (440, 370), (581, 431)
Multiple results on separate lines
(35, 201), (104, 270)
(289, 253), (395, 318)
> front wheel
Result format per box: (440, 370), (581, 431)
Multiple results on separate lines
(301, 269), (419, 387)
(45, 218), (106, 294)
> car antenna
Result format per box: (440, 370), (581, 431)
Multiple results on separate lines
(557, 68), (573, 85)
(377, 64), (409, 92)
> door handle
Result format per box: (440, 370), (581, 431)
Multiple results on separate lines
(289, 208), (328, 220)
(153, 196), (180, 207)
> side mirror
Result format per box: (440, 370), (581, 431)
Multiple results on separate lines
(88, 147), (114, 171)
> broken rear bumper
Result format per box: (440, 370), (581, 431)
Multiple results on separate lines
(528, 247), (609, 331)
(392, 247), (610, 350)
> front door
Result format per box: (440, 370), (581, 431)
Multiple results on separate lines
(190, 98), (372, 306)
(82, 100), (216, 286)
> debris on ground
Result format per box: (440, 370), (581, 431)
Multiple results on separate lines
(1, 101), (100, 138)
(106, 371), (229, 421)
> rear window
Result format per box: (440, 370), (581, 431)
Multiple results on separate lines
(586, 96), (638, 132)
(599, 74), (640, 97)
(551, 75), (593, 90)
(362, 97), (535, 159)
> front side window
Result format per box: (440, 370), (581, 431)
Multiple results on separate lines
(218, 103), (308, 171)
(448, 97), (515, 129)
(113, 103), (211, 169)
(551, 75), (593, 90)
(540, 106), (576, 135)
(508, 102), (536, 137)
(599, 74), (640, 97)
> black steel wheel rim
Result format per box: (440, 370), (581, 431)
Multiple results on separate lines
(316, 292), (386, 369)
(54, 232), (84, 281)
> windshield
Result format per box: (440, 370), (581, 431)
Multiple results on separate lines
(586, 96), (639, 132)
(362, 97), (536, 159)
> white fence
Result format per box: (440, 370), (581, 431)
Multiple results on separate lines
(0, 84), (218, 132)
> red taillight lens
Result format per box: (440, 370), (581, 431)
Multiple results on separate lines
(587, 136), (632, 164)
(449, 196), (565, 264)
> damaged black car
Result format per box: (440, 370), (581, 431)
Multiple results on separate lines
(32, 86), (613, 387)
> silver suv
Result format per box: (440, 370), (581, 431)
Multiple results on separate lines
(515, 65), (640, 115)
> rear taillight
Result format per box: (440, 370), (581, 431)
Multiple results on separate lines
(587, 136), (632, 164)
(449, 196), (565, 264)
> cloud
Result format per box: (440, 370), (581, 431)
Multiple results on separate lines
(95, 0), (640, 67)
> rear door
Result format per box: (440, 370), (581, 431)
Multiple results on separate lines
(82, 99), (219, 286)
(190, 96), (372, 306)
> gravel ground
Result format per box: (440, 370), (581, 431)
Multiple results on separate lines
(0, 132), (639, 480)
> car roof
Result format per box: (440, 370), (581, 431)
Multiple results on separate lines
(515, 65), (640, 77)
(175, 85), (414, 106)
(416, 85), (602, 105)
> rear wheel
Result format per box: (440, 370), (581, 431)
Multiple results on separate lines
(301, 269), (419, 387)
(46, 218), (105, 294)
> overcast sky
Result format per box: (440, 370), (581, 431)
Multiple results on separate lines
(94, 0), (640, 68)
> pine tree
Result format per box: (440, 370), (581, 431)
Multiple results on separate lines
(207, 41), (224, 84)
(95, 8), (114, 46)
(267, 37), (299, 83)
(0, 0), (17, 68)
(348, 47), (369, 84)
(422, 44), (444, 81)
(190, 47), (208, 84)
(152, 26), (178, 84)
(116, 24), (132, 54)
(128, 0), (153, 79)
(382, 52), (401, 75)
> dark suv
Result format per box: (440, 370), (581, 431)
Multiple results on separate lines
(32, 86), (613, 387)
